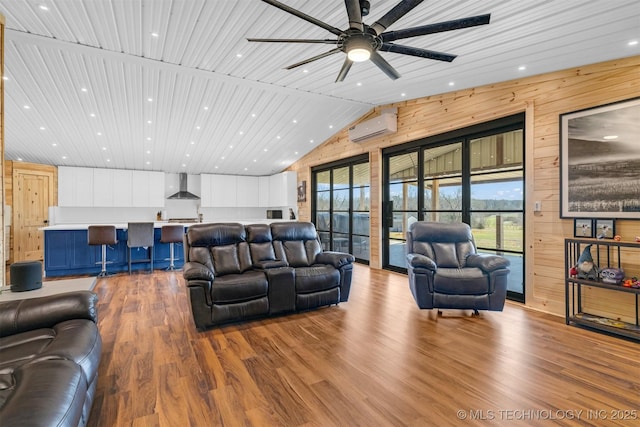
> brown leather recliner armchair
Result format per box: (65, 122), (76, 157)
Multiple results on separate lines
(406, 221), (510, 313)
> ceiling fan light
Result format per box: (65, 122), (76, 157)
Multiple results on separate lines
(348, 47), (371, 62)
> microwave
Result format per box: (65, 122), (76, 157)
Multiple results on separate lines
(266, 209), (283, 219)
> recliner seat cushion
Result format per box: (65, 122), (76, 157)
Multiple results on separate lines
(433, 267), (488, 295)
(295, 266), (340, 294)
(211, 271), (268, 304)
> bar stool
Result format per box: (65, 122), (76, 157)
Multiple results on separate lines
(127, 222), (155, 274)
(88, 225), (117, 277)
(160, 225), (184, 270)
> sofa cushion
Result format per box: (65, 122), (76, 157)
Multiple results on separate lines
(250, 242), (276, 262)
(212, 271), (268, 304)
(433, 267), (488, 295)
(211, 242), (252, 276)
(295, 265), (340, 294)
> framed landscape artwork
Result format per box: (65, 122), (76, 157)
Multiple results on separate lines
(560, 97), (640, 219)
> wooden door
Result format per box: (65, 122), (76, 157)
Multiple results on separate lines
(13, 167), (55, 262)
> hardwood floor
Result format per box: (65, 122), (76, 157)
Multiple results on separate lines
(87, 265), (640, 426)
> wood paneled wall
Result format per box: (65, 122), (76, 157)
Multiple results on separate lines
(289, 55), (640, 318)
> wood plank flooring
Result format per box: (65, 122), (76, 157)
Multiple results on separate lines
(87, 265), (640, 426)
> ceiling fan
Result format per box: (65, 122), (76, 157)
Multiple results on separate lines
(247, 0), (491, 82)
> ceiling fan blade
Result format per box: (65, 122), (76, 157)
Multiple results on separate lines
(369, 0), (425, 35)
(344, 0), (364, 31)
(284, 48), (342, 70)
(261, 0), (344, 36)
(335, 57), (354, 82)
(247, 38), (338, 44)
(369, 51), (401, 80)
(381, 14), (491, 42)
(381, 43), (456, 62)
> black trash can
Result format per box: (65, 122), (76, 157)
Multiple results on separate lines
(10, 261), (43, 292)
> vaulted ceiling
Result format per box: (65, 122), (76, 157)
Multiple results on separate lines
(1, 0), (638, 176)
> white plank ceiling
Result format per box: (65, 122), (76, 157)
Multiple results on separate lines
(1, 0), (638, 175)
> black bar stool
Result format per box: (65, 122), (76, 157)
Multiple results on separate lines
(127, 222), (155, 274)
(88, 225), (117, 277)
(160, 225), (184, 270)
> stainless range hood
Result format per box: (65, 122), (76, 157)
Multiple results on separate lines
(167, 173), (200, 200)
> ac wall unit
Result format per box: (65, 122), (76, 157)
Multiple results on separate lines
(348, 111), (397, 143)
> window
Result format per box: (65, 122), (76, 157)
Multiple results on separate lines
(383, 114), (525, 302)
(312, 155), (370, 263)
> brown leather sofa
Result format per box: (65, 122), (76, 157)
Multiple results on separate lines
(0, 291), (102, 427)
(183, 222), (355, 329)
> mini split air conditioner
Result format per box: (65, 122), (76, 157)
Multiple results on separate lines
(348, 110), (397, 143)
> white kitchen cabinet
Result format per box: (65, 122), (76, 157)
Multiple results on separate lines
(132, 170), (165, 207)
(269, 171), (297, 207)
(236, 176), (260, 207)
(258, 176), (270, 207)
(92, 169), (114, 206)
(58, 166), (94, 207)
(112, 169), (133, 207)
(200, 174), (237, 207)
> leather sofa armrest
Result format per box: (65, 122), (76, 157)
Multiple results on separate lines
(466, 253), (510, 272)
(407, 253), (437, 270)
(315, 251), (355, 268)
(183, 261), (215, 282)
(0, 291), (98, 338)
(253, 260), (288, 269)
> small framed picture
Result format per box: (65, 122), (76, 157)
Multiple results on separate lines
(595, 219), (615, 239)
(574, 218), (593, 238)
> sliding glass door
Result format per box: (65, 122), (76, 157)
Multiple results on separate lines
(383, 114), (525, 301)
(312, 155), (370, 264)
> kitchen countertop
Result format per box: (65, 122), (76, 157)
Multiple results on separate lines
(40, 219), (290, 231)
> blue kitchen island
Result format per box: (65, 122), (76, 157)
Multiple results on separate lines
(43, 223), (187, 277)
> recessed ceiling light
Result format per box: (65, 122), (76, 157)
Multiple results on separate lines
(229, 145), (233, 149)
(39, 5), (49, 11)
(39, 126), (45, 130)
(253, 159), (257, 162)
(2, 76), (8, 80)
(151, 33), (159, 38)
(356, 82), (362, 86)
(23, 105), (30, 109)
(186, 153), (190, 157)
(204, 106), (209, 110)
(329, 125), (333, 129)
(17, 158), (23, 161)
(196, 126), (200, 130)
(102, 147), (107, 151)
(147, 98), (153, 102)
(97, 132), (102, 136)
(294, 151), (298, 155)
(81, 87), (88, 92)
(239, 131), (244, 135)
(518, 65), (526, 71)
(147, 120), (152, 124)
(603, 135), (618, 140)
(52, 143), (57, 147)
(190, 141), (195, 145)
(293, 119), (297, 124)
(221, 156), (225, 160)
(448, 81), (455, 86)
(263, 148), (268, 152)
(309, 139), (314, 143)
(106, 159), (111, 162)
(215, 166), (219, 169)
(236, 53), (243, 58)
(62, 156), (67, 160)
(146, 161), (151, 165)
(182, 163), (187, 167)
(244, 168), (248, 171)
(276, 136), (281, 139)
(400, 93), (406, 97)
(146, 150), (151, 154)
(90, 113), (96, 117)
(629, 40), (638, 46)
(303, 69), (308, 73)
(146, 137), (151, 141)
(251, 113), (256, 118)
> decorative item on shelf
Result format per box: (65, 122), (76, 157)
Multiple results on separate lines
(600, 268), (625, 285)
(636, 236), (640, 243)
(575, 244), (598, 280)
(622, 277), (640, 288)
(614, 235), (621, 241)
(156, 211), (162, 221)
